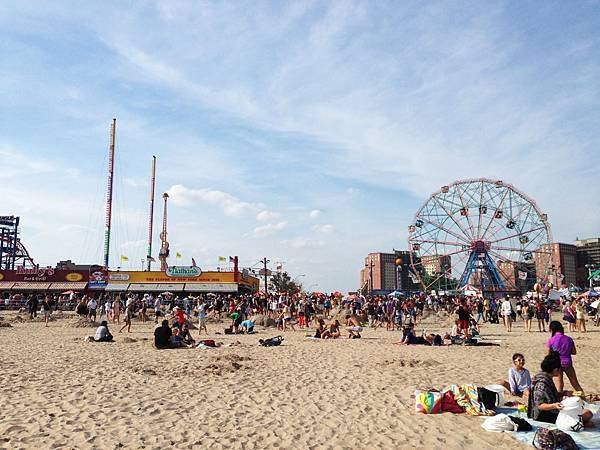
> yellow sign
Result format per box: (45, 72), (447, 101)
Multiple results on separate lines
(66, 272), (84, 282)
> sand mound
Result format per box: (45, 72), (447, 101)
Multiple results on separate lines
(63, 318), (99, 328)
(122, 337), (137, 343)
(251, 314), (277, 327)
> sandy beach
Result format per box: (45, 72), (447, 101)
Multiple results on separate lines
(1, 311), (599, 450)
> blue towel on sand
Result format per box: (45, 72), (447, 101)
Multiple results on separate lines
(496, 406), (600, 449)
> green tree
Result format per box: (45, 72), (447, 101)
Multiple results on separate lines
(269, 271), (301, 293)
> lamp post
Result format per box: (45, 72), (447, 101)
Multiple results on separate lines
(395, 258), (403, 293)
(586, 264), (596, 290)
(365, 258), (374, 296)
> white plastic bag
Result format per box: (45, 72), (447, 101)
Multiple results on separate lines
(556, 397), (584, 432)
(481, 413), (517, 432)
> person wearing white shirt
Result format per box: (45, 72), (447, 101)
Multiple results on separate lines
(501, 297), (513, 332)
(87, 298), (98, 322)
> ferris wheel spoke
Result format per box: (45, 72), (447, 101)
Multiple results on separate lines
(454, 183), (477, 240)
(477, 180), (485, 238)
(492, 245), (552, 254)
(430, 196), (473, 241)
(411, 239), (465, 247)
(415, 216), (471, 245)
(479, 187), (510, 241)
(489, 225), (548, 245)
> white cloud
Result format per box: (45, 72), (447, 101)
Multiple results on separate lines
(312, 223), (335, 234)
(124, 177), (149, 188)
(281, 237), (325, 249)
(253, 221), (288, 236)
(120, 239), (146, 249)
(256, 210), (280, 222)
(167, 184), (258, 217)
(309, 209), (321, 219)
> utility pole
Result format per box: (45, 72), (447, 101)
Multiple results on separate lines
(103, 118), (116, 269)
(261, 257), (270, 294)
(146, 156), (156, 271)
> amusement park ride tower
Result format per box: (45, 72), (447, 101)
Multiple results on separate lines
(158, 193), (170, 271)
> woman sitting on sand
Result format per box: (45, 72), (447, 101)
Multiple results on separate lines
(468, 318), (480, 338)
(180, 324), (196, 346)
(501, 353), (531, 397)
(93, 320), (114, 342)
(314, 318), (327, 339)
(529, 352), (593, 425)
(328, 320), (341, 339)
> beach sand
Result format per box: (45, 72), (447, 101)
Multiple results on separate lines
(1, 311), (598, 449)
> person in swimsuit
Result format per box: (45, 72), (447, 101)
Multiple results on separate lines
(112, 295), (121, 325)
(346, 314), (363, 338)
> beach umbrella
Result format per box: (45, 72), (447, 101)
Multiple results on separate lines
(587, 289), (600, 298)
(590, 300), (600, 309)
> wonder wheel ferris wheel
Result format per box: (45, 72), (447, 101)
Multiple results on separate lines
(408, 178), (553, 294)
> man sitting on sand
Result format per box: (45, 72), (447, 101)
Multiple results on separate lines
(93, 320), (114, 342)
(154, 319), (173, 349)
(346, 314), (363, 339)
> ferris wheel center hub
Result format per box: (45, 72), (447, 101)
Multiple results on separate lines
(471, 241), (491, 252)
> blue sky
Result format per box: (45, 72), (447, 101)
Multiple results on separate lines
(1, 1), (599, 292)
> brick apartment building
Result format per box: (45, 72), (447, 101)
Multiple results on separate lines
(360, 250), (420, 294)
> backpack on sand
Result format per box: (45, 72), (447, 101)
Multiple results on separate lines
(259, 336), (284, 347)
(533, 427), (578, 450)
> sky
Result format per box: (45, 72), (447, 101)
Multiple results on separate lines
(0, 1), (599, 292)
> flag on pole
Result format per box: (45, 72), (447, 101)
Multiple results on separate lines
(120, 255), (129, 262)
(218, 256), (227, 262)
(191, 258), (197, 267)
(408, 271), (419, 283)
(518, 270), (528, 280)
(229, 256), (235, 263)
(147, 256), (156, 262)
(176, 252), (182, 258)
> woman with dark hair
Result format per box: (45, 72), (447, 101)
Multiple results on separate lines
(547, 321), (583, 394)
(529, 352), (593, 424)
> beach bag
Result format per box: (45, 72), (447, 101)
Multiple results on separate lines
(441, 390), (464, 414)
(481, 414), (517, 432)
(477, 387), (500, 410)
(414, 389), (442, 414)
(533, 427), (578, 450)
